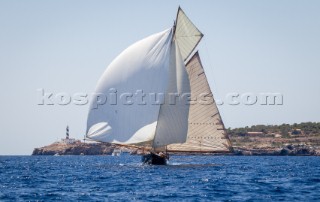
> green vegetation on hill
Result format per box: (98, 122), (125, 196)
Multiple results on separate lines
(227, 122), (320, 137)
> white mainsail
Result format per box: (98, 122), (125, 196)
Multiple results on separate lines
(167, 52), (233, 152)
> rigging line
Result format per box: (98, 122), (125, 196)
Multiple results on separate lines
(202, 37), (223, 112)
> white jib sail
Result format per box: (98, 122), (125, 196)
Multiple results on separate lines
(86, 29), (174, 146)
(152, 40), (191, 148)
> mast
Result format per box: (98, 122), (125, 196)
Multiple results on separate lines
(152, 34), (190, 148)
(152, 7), (204, 149)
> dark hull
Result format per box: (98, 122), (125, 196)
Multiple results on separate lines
(142, 153), (167, 165)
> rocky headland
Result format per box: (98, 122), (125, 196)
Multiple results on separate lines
(32, 142), (114, 155)
(32, 141), (141, 156)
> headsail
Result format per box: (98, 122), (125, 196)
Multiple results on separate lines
(86, 27), (192, 147)
(86, 29), (174, 146)
(167, 52), (233, 152)
(152, 40), (190, 148)
(174, 7), (203, 61)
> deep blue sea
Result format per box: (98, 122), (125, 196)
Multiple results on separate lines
(0, 155), (319, 201)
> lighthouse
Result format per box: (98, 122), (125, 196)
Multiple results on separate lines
(61, 125), (77, 144)
(66, 125), (69, 139)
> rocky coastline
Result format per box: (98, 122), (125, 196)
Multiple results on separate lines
(32, 141), (319, 156)
(32, 142), (114, 156)
(33, 123), (320, 156)
(233, 144), (318, 156)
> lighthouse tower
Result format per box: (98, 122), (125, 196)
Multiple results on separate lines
(66, 125), (69, 139)
(61, 125), (76, 144)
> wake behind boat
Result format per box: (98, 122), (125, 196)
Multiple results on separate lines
(85, 7), (233, 165)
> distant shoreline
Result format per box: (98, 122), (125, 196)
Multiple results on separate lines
(32, 122), (320, 156)
(31, 142), (319, 156)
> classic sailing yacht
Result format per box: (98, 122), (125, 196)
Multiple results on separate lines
(86, 7), (232, 165)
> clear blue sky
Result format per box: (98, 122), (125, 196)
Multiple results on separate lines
(0, 0), (319, 155)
